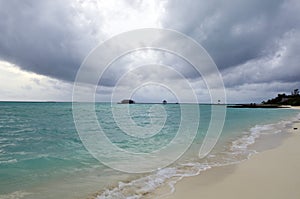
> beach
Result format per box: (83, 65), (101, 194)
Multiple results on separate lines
(160, 114), (300, 199)
(1, 103), (300, 199)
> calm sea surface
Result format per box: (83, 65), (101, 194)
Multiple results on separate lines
(0, 102), (299, 199)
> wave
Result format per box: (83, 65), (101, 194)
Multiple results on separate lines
(96, 165), (211, 199)
(95, 114), (299, 199)
(0, 191), (31, 199)
(0, 159), (17, 165)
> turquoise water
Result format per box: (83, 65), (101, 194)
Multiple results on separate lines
(0, 102), (299, 199)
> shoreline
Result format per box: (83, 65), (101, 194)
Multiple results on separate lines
(291, 106), (300, 110)
(92, 109), (300, 199)
(157, 117), (300, 199)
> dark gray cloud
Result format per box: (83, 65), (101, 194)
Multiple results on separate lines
(222, 30), (300, 88)
(162, 0), (300, 70)
(0, 0), (100, 81)
(0, 0), (299, 101)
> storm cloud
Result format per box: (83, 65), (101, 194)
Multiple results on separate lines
(0, 0), (103, 81)
(0, 0), (299, 102)
(163, 0), (300, 69)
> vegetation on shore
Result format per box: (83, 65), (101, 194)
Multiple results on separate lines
(262, 89), (300, 106)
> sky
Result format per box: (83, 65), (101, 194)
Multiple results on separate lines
(0, 0), (299, 103)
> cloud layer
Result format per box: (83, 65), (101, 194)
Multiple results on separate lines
(0, 0), (299, 102)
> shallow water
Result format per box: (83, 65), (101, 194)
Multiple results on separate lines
(0, 102), (299, 199)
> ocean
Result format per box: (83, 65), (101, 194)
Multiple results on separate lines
(0, 102), (299, 199)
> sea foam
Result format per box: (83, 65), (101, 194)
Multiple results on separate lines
(96, 114), (298, 199)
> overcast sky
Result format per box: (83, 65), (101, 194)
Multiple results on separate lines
(0, 0), (299, 103)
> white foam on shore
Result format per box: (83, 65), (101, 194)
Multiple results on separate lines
(96, 114), (300, 199)
(97, 167), (179, 199)
(96, 164), (212, 199)
(230, 114), (300, 156)
(0, 191), (31, 199)
(231, 124), (277, 152)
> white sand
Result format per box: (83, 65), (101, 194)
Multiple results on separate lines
(159, 121), (300, 199)
(291, 106), (300, 110)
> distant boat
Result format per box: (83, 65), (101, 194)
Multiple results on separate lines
(162, 100), (167, 104)
(119, 99), (135, 104)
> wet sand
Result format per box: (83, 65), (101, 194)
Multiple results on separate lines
(160, 117), (300, 199)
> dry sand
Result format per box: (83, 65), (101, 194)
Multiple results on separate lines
(291, 106), (300, 110)
(160, 119), (300, 199)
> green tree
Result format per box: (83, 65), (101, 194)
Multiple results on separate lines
(292, 89), (299, 96)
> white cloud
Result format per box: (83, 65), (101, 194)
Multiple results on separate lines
(0, 61), (73, 101)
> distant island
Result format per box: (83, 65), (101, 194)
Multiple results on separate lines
(119, 99), (135, 104)
(228, 89), (300, 108)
